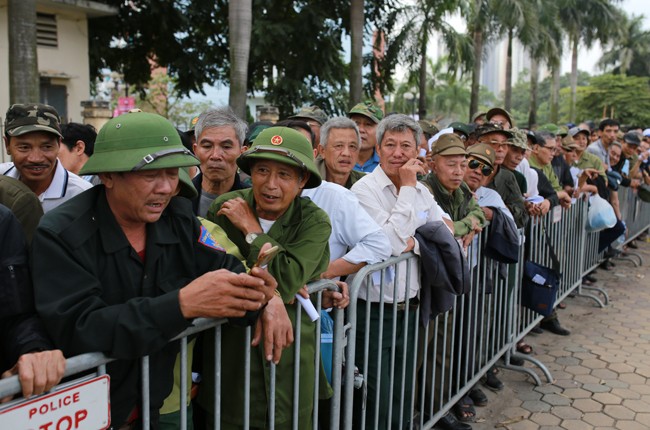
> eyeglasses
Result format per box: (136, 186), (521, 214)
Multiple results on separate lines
(468, 158), (494, 176)
(244, 145), (307, 171)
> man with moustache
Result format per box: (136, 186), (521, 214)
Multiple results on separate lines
(348, 101), (384, 173)
(1, 103), (91, 212)
(191, 107), (249, 217)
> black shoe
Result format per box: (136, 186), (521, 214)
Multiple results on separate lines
(599, 260), (613, 271)
(436, 413), (472, 430)
(540, 318), (571, 336)
(509, 355), (524, 366)
(483, 370), (504, 391)
(628, 241), (638, 249)
(584, 274), (598, 283)
(468, 388), (488, 407)
(530, 324), (543, 334)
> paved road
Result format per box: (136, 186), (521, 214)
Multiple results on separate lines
(469, 237), (650, 430)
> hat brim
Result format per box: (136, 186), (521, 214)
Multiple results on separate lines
(288, 115), (323, 125)
(6, 124), (62, 138)
(80, 147), (199, 175)
(236, 147), (322, 189)
(348, 111), (380, 124)
(486, 108), (513, 125)
(468, 154), (494, 169)
(434, 147), (467, 157)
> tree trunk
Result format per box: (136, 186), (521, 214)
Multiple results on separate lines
(469, 27), (483, 122)
(550, 64), (560, 123)
(569, 36), (578, 123)
(504, 28), (513, 111)
(228, 0), (252, 120)
(8, 0), (39, 104)
(418, 30), (428, 119)
(349, 0), (364, 108)
(528, 56), (539, 128)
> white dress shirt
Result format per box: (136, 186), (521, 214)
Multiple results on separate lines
(1, 160), (92, 213)
(302, 181), (391, 278)
(351, 166), (450, 303)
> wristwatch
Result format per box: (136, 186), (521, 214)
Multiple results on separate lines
(245, 232), (260, 244)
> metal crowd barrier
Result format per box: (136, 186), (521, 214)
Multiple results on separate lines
(1, 193), (648, 430)
(0, 280), (345, 430)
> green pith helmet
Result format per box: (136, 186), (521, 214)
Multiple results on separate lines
(80, 111), (199, 175)
(237, 126), (322, 189)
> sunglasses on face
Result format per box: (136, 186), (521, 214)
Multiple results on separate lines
(468, 158), (493, 176)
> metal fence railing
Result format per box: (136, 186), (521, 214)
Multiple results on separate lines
(1, 193), (648, 430)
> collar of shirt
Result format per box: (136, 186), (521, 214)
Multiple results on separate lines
(2, 159), (69, 200)
(354, 149), (380, 172)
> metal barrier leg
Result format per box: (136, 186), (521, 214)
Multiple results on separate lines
(614, 252), (643, 266)
(578, 284), (609, 307)
(501, 350), (553, 385)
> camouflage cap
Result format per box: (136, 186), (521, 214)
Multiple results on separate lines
(471, 111), (487, 122)
(348, 101), (384, 124)
(508, 127), (530, 150)
(4, 103), (62, 138)
(486, 107), (514, 127)
(475, 123), (513, 139)
(418, 120), (439, 137)
(538, 123), (560, 135)
(467, 143), (496, 169)
(431, 133), (467, 156)
(558, 125), (569, 137)
(561, 134), (579, 151)
(289, 106), (329, 125)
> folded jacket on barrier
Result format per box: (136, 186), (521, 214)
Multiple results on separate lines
(415, 220), (471, 326)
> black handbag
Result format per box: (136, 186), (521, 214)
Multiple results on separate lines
(521, 227), (561, 317)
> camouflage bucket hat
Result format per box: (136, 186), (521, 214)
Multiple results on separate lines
(418, 120), (439, 137)
(289, 106), (329, 125)
(348, 101), (384, 124)
(486, 107), (514, 127)
(4, 103), (62, 137)
(80, 111), (199, 175)
(237, 126), (322, 189)
(475, 123), (513, 139)
(508, 127), (529, 150)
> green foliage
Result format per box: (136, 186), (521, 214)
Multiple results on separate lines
(576, 74), (650, 126)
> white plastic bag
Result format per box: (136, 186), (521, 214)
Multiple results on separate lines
(586, 194), (616, 232)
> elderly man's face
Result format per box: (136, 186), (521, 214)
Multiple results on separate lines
(463, 156), (492, 192)
(563, 148), (578, 165)
(608, 145), (622, 166)
(250, 159), (308, 220)
(101, 168), (179, 226)
(478, 132), (509, 165)
(534, 138), (557, 166)
(350, 114), (377, 152)
(622, 142), (637, 158)
(432, 154), (467, 193)
(194, 126), (242, 185)
(4, 131), (60, 193)
(503, 146), (526, 170)
(378, 129), (418, 179)
(489, 114), (511, 130)
(320, 128), (359, 176)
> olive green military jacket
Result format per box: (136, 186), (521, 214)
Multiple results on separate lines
(488, 167), (530, 229)
(316, 155), (365, 189)
(528, 156), (562, 192)
(31, 186), (245, 427)
(421, 173), (486, 237)
(207, 188), (331, 428)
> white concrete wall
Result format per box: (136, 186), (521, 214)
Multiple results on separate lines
(0, 1), (92, 163)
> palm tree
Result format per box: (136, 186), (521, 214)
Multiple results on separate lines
(408, 0), (472, 119)
(228, 0), (252, 120)
(8, 0), (39, 103)
(467, 0), (491, 121)
(558, 0), (621, 122)
(598, 13), (650, 77)
(527, 0), (562, 126)
(491, 0), (539, 112)
(349, 0), (364, 108)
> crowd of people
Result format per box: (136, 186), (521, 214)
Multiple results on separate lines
(1, 100), (649, 430)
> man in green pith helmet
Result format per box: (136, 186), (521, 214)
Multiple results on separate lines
(207, 126), (331, 429)
(31, 110), (278, 429)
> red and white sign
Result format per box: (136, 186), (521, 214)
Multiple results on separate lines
(0, 375), (110, 430)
